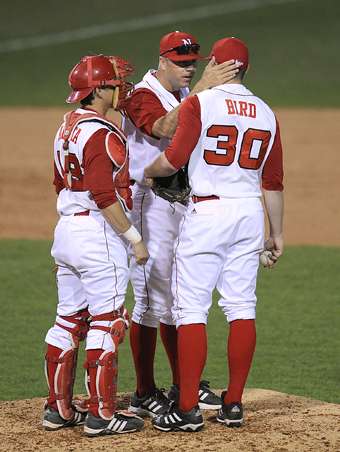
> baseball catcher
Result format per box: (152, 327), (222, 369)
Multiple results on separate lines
(43, 54), (148, 436)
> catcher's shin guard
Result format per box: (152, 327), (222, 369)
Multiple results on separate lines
(84, 307), (130, 419)
(45, 345), (78, 420)
(45, 309), (89, 419)
(85, 349), (118, 420)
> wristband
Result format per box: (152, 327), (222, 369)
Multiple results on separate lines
(123, 225), (142, 244)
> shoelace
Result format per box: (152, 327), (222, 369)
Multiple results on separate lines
(154, 388), (170, 404)
(200, 380), (211, 389)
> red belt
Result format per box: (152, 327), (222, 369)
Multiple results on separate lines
(192, 195), (220, 203)
(74, 210), (90, 216)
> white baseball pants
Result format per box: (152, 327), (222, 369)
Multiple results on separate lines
(45, 212), (129, 351)
(129, 187), (186, 328)
(172, 197), (264, 327)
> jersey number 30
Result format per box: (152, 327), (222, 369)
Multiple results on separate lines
(203, 125), (271, 170)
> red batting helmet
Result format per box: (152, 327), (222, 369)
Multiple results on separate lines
(66, 54), (134, 107)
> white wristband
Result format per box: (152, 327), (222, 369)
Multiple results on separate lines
(123, 225), (142, 245)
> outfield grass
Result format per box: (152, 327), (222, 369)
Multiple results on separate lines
(0, 0), (339, 106)
(0, 240), (339, 403)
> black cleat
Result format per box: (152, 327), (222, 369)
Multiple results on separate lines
(129, 388), (171, 418)
(216, 392), (243, 427)
(42, 405), (86, 431)
(168, 380), (221, 410)
(84, 411), (144, 436)
(152, 405), (204, 432)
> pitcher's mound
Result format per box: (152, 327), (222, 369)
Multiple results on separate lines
(1, 389), (339, 451)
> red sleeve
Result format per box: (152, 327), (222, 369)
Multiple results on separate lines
(125, 88), (167, 137)
(53, 162), (64, 194)
(262, 118), (284, 191)
(83, 129), (118, 209)
(164, 95), (201, 169)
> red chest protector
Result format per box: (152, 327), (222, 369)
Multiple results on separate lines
(61, 110), (132, 211)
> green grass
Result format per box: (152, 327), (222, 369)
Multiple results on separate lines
(0, 0), (339, 106)
(0, 240), (339, 403)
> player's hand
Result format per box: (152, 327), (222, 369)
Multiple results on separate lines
(264, 235), (284, 262)
(140, 176), (154, 188)
(132, 240), (149, 265)
(197, 58), (242, 91)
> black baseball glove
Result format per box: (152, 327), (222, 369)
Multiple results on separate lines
(151, 166), (190, 206)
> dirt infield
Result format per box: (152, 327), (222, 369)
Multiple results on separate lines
(1, 389), (339, 452)
(0, 107), (339, 245)
(1, 108), (339, 450)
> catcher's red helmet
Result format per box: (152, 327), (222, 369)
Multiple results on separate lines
(66, 54), (133, 106)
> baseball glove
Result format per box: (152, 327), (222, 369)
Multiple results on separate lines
(152, 166), (190, 205)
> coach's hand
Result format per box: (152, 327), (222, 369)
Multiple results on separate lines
(133, 240), (149, 265)
(191, 58), (242, 94)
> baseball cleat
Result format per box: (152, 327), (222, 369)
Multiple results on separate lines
(152, 405), (204, 432)
(129, 387), (171, 418)
(42, 405), (86, 430)
(84, 410), (144, 436)
(168, 380), (221, 410)
(72, 397), (89, 413)
(216, 393), (243, 427)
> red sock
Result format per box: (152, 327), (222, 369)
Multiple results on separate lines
(86, 349), (103, 417)
(159, 323), (179, 386)
(129, 321), (157, 396)
(224, 319), (256, 404)
(178, 324), (207, 412)
(45, 344), (63, 410)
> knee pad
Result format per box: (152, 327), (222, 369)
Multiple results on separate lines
(55, 308), (90, 347)
(90, 306), (129, 350)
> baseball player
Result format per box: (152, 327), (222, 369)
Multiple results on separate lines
(144, 37), (284, 432)
(43, 54), (147, 436)
(123, 31), (241, 417)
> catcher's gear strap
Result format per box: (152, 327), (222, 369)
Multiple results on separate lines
(55, 308), (90, 348)
(61, 111), (126, 189)
(80, 118), (132, 211)
(45, 347), (78, 420)
(90, 307), (130, 349)
(61, 111), (100, 189)
(84, 350), (118, 420)
(78, 118), (127, 145)
(152, 166), (190, 206)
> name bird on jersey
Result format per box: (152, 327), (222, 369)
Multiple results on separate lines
(184, 84), (280, 199)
